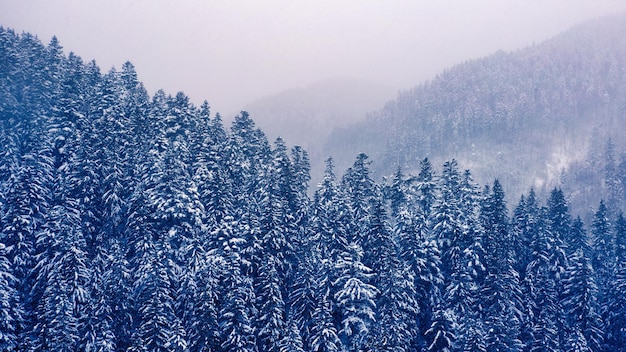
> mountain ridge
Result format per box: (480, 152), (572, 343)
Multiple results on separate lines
(325, 14), (626, 209)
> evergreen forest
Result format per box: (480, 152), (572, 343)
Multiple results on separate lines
(1, 24), (626, 352)
(326, 14), (626, 214)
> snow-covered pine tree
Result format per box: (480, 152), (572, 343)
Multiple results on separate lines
(615, 212), (626, 264)
(430, 160), (464, 279)
(479, 180), (523, 352)
(570, 216), (591, 257)
(561, 247), (603, 352)
(0, 241), (19, 350)
(545, 188), (573, 347)
(129, 240), (187, 352)
(363, 197), (418, 352)
(395, 208), (443, 350)
(384, 167), (408, 219)
(524, 204), (564, 352)
(603, 211), (626, 351)
(312, 158), (352, 261)
(0, 138), (53, 350)
(424, 307), (455, 352)
(256, 254), (287, 352)
(289, 247), (319, 351)
(79, 244), (116, 352)
(341, 153), (376, 245)
(31, 201), (91, 352)
(415, 157), (437, 219)
(215, 219), (258, 352)
(309, 258), (342, 352)
(605, 260), (626, 351)
(333, 243), (378, 351)
(193, 115), (235, 232)
(279, 318), (306, 352)
(591, 200), (614, 300)
(511, 191), (535, 280)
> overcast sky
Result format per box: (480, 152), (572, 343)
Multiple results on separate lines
(1, 1), (625, 116)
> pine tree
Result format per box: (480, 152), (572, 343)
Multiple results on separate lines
(605, 212), (626, 351)
(94, 67), (135, 242)
(31, 201), (91, 352)
(395, 209), (443, 350)
(0, 242), (20, 350)
(279, 318), (306, 352)
(562, 248), (603, 352)
(215, 221), (258, 352)
(0, 140), (53, 350)
(256, 255), (287, 352)
(363, 198), (418, 352)
(228, 111), (271, 208)
(333, 244), (378, 352)
(129, 241), (187, 352)
(616, 212), (626, 264)
(253, 146), (295, 351)
(591, 200), (614, 299)
(288, 144), (312, 281)
(125, 143), (198, 352)
(290, 249), (319, 351)
(480, 180), (523, 352)
(547, 188), (572, 254)
(126, 195), (180, 352)
(79, 245), (116, 352)
(430, 160), (464, 279)
(605, 261), (626, 351)
(193, 120), (234, 230)
(260, 138), (299, 276)
(524, 205), (565, 352)
(178, 222), (214, 352)
(385, 167), (408, 219)
(107, 238), (134, 351)
(570, 217), (591, 256)
(425, 307), (455, 352)
(604, 139), (623, 213)
(312, 158), (353, 263)
(416, 157), (437, 219)
(511, 190), (540, 280)
(0, 27), (20, 120)
(545, 188), (572, 347)
(309, 259), (341, 352)
(341, 153), (376, 245)
(187, 253), (223, 352)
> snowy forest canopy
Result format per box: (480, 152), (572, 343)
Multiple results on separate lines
(1, 27), (626, 352)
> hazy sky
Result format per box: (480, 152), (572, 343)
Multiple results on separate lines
(1, 0), (625, 116)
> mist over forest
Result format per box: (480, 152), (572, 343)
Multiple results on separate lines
(1, 11), (626, 352)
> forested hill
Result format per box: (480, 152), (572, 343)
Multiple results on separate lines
(325, 14), (626, 210)
(2, 26), (626, 352)
(241, 78), (395, 182)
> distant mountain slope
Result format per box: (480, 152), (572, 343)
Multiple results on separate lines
(325, 14), (626, 203)
(243, 78), (395, 177)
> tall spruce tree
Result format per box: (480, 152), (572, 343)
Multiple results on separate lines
(480, 180), (523, 352)
(341, 153), (376, 245)
(309, 258), (342, 352)
(365, 198), (419, 352)
(415, 157), (437, 219)
(395, 208), (443, 350)
(605, 260), (626, 351)
(0, 242), (19, 350)
(591, 200), (614, 300)
(333, 244), (378, 352)
(561, 247), (603, 352)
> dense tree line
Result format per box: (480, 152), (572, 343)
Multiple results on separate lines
(2, 28), (626, 352)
